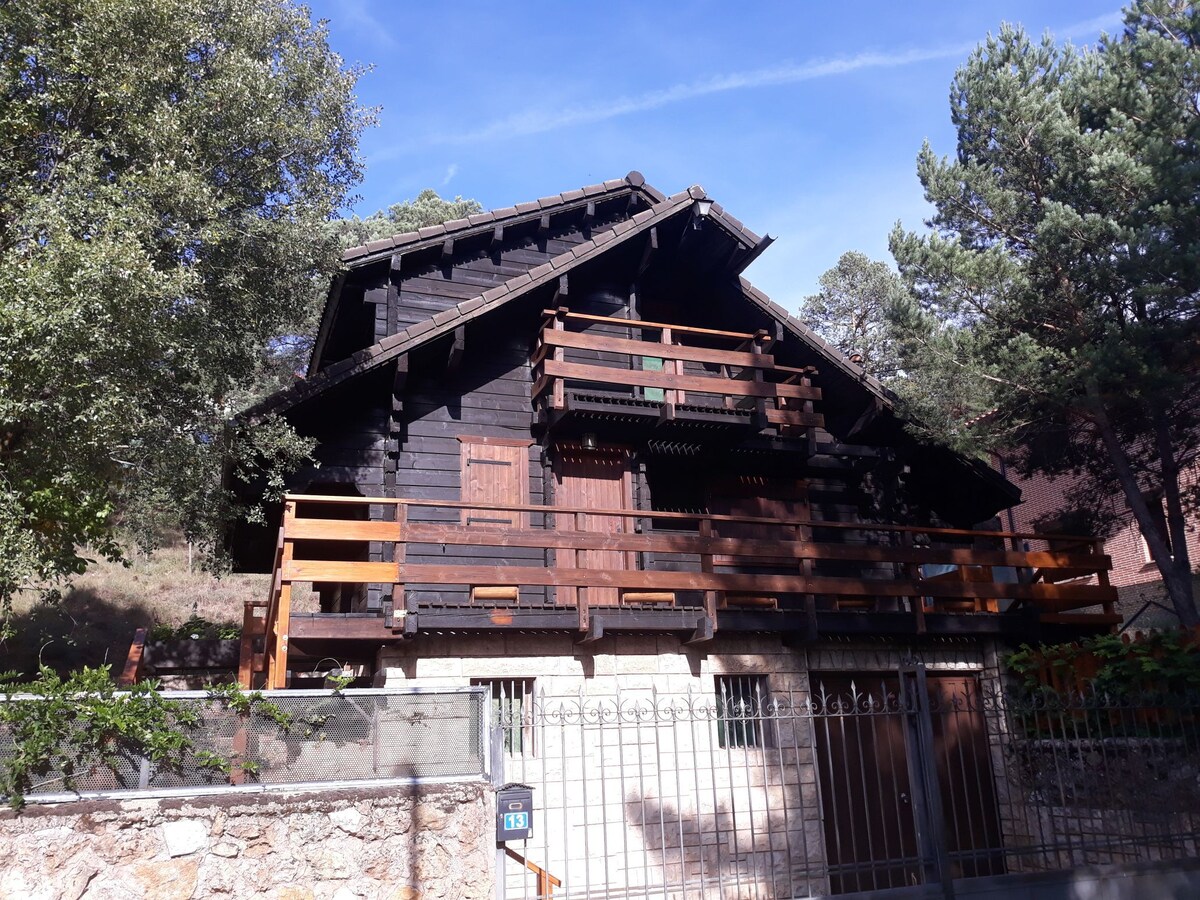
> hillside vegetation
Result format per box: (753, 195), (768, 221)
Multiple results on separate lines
(3, 545), (269, 678)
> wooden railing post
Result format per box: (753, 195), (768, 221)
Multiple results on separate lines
(551, 308), (567, 411)
(751, 335), (769, 431)
(660, 326), (678, 415)
(699, 517), (719, 631)
(902, 531), (927, 634)
(575, 511), (588, 632)
(271, 500), (296, 689)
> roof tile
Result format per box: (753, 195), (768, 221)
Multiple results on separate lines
(481, 285), (508, 303)
(528, 263), (553, 280)
(443, 218), (470, 232)
(538, 195), (563, 208)
(366, 238), (393, 254)
(515, 201), (539, 214)
(407, 319), (436, 339)
(342, 246), (366, 262)
(417, 225), (445, 240)
(430, 308), (461, 327)
(602, 178), (624, 190)
(507, 273), (532, 290)
(687, 185), (706, 199)
(492, 206), (517, 219)
(561, 189), (585, 202)
(582, 183), (605, 197)
(458, 296), (486, 315)
(468, 213), (494, 226)
(625, 170), (645, 187)
(379, 330), (409, 351)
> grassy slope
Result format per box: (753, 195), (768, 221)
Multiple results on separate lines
(4, 545), (270, 678)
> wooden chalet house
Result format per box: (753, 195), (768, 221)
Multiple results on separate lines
(233, 173), (1118, 690)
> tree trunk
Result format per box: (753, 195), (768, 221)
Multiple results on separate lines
(1086, 379), (1199, 627)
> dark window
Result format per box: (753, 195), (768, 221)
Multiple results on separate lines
(473, 678), (535, 756)
(716, 675), (769, 748)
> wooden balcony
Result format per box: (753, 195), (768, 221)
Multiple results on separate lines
(531, 308), (824, 436)
(239, 495), (1119, 688)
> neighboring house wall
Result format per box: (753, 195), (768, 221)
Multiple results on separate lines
(1001, 462), (1200, 627)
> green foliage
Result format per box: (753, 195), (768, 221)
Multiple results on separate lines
(328, 189), (485, 250)
(0, 665), (202, 808)
(802, 251), (908, 381)
(888, 0), (1200, 624)
(1006, 630), (1200, 697)
(0, 0), (371, 616)
(148, 616), (241, 642)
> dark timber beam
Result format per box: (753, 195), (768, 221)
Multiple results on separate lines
(637, 227), (659, 276)
(582, 201), (595, 228)
(440, 238), (454, 263)
(552, 275), (568, 307)
(491, 225), (504, 250)
(447, 325), (465, 372)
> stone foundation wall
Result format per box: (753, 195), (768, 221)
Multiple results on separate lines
(0, 782), (493, 900)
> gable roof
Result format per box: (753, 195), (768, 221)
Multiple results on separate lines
(252, 180), (790, 419)
(305, 172), (772, 376)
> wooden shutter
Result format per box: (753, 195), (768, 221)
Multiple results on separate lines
(459, 437), (529, 528)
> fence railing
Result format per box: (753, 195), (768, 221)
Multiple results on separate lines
(247, 494), (1118, 687)
(0, 688), (487, 803)
(492, 677), (1200, 899)
(531, 307), (823, 433)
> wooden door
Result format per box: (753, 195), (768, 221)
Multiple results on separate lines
(553, 445), (632, 606)
(460, 437), (529, 528)
(812, 672), (1004, 894)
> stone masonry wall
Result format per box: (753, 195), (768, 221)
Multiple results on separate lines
(0, 782), (493, 900)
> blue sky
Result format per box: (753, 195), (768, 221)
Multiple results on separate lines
(309, 1), (1123, 311)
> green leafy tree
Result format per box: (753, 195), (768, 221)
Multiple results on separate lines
(889, 0), (1200, 625)
(0, 0), (372, 618)
(330, 189), (484, 249)
(802, 251), (907, 381)
(259, 189), (487, 383)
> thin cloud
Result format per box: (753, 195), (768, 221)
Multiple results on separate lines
(376, 11), (1120, 157)
(405, 43), (976, 149)
(442, 163), (459, 186)
(329, 0), (397, 50)
(1058, 11), (1124, 41)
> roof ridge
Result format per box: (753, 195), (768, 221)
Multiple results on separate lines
(341, 170), (665, 263)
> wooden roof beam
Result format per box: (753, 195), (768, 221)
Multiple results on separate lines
(447, 325), (465, 373)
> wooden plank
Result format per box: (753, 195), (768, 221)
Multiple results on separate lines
(764, 408), (826, 428)
(543, 359), (822, 400)
(286, 518), (403, 541)
(544, 329), (795, 371)
(392, 563), (1118, 603)
(283, 560), (401, 583)
(280, 493), (1116, 548)
(398, 523), (1109, 571)
(118, 627), (147, 686)
(546, 310), (759, 342)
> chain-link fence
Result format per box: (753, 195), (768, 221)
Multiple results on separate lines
(0, 688), (487, 802)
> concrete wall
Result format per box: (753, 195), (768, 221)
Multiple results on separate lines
(0, 782), (493, 900)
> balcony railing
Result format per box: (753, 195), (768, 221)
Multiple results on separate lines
(531, 308), (824, 432)
(240, 494), (1118, 688)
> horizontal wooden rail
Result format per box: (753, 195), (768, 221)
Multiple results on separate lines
(537, 359), (821, 401)
(278, 560), (1112, 608)
(247, 494), (1117, 687)
(284, 493), (1105, 545)
(542, 309), (765, 343)
(541, 329), (799, 372)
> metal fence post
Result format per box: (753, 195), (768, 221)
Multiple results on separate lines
(490, 716), (506, 900)
(900, 664), (955, 899)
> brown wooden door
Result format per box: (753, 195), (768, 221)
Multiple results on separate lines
(553, 445), (632, 606)
(813, 672), (1004, 893)
(460, 437), (529, 529)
